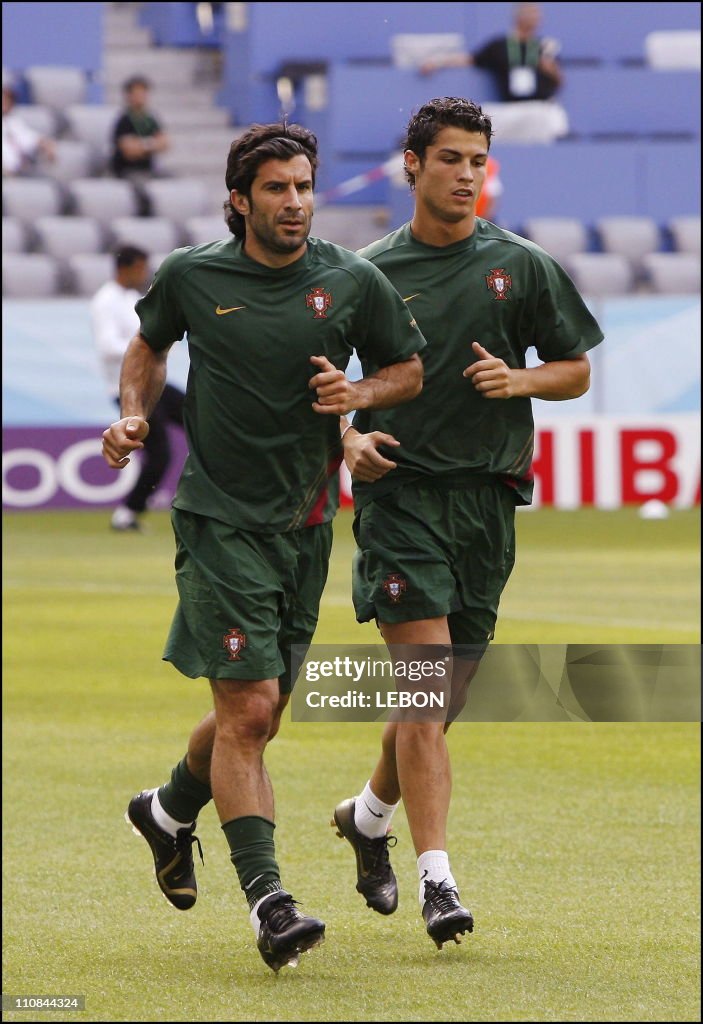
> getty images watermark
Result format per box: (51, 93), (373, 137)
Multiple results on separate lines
(290, 644), (701, 723)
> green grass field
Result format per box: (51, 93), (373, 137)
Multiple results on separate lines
(3, 508), (700, 1022)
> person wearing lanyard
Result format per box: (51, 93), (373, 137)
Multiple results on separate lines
(420, 2), (562, 103)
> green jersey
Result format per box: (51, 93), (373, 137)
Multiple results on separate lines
(136, 235), (424, 532)
(354, 219), (604, 506)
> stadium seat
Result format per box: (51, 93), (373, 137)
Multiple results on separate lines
(25, 65), (87, 109)
(565, 253), (634, 297)
(35, 216), (105, 259)
(669, 216), (701, 256)
(67, 253), (115, 297)
(111, 216), (182, 254)
(642, 253), (701, 294)
(2, 253), (60, 297)
(183, 215), (230, 245)
(141, 179), (210, 223)
(522, 218), (589, 265)
(39, 140), (96, 182)
(2, 216), (29, 253)
(311, 205), (388, 251)
(645, 31), (701, 70)
(68, 179), (138, 223)
(3, 178), (64, 221)
(595, 217), (660, 273)
(65, 104), (120, 163)
(13, 103), (58, 137)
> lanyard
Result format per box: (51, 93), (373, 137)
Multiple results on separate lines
(507, 36), (541, 68)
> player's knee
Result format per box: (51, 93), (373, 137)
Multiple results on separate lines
(214, 691), (277, 748)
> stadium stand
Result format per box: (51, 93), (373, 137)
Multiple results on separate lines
(34, 216), (105, 260)
(642, 253), (701, 294)
(669, 216), (701, 256)
(2, 2), (700, 297)
(522, 218), (590, 264)
(68, 179), (138, 223)
(564, 254), (635, 297)
(24, 66), (88, 109)
(110, 216), (182, 254)
(3, 178), (64, 221)
(67, 253), (115, 297)
(2, 216), (29, 253)
(2, 253), (61, 297)
(595, 217), (662, 277)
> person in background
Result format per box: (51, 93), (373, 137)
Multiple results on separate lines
(2, 84), (55, 176)
(420, 4), (568, 143)
(110, 76), (170, 211)
(90, 245), (185, 531)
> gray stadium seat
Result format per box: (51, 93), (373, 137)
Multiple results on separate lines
(645, 30), (700, 70)
(642, 254), (701, 294)
(522, 218), (589, 265)
(39, 140), (96, 182)
(13, 104), (58, 137)
(111, 216), (181, 254)
(669, 217), (701, 256)
(2, 253), (60, 297)
(25, 65), (87, 109)
(35, 216), (105, 259)
(65, 104), (119, 162)
(67, 253), (115, 297)
(596, 217), (660, 271)
(3, 178), (63, 221)
(149, 252), (174, 273)
(565, 254), (635, 297)
(68, 179), (138, 223)
(311, 205), (388, 251)
(141, 179), (210, 223)
(2, 216), (29, 253)
(183, 215), (230, 246)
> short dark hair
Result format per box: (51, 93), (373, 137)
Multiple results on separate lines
(123, 75), (151, 93)
(403, 97), (492, 190)
(223, 122), (319, 238)
(114, 245), (148, 269)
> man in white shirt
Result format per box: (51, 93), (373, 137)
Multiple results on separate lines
(2, 85), (56, 175)
(90, 246), (185, 530)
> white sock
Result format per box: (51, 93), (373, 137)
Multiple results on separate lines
(417, 850), (457, 906)
(150, 789), (193, 837)
(354, 781), (400, 839)
(249, 889), (280, 938)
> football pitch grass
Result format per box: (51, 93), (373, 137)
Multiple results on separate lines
(3, 508), (700, 1022)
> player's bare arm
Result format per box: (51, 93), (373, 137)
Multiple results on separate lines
(463, 341), (590, 400)
(102, 333), (170, 469)
(309, 353), (423, 415)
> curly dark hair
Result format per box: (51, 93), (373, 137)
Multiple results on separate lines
(223, 122), (319, 238)
(403, 97), (492, 190)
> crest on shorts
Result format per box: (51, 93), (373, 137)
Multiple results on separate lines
(306, 286), (333, 319)
(223, 628), (247, 660)
(485, 268), (512, 300)
(383, 573), (407, 603)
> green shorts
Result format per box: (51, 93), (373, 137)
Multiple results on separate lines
(352, 479), (516, 645)
(164, 509), (333, 691)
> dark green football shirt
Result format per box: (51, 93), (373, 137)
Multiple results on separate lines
(354, 219), (604, 506)
(136, 235), (425, 532)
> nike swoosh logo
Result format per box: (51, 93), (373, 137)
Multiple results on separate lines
(215, 305), (247, 315)
(402, 293), (421, 303)
(364, 801), (384, 818)
(421, 869), (429, 879)
(244, 874), (264, 891)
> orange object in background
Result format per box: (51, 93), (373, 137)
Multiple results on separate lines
(476, 156), (502, 220)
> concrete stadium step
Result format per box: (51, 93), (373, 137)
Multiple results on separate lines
(157, 107), (232, 130)
(104, 84), (218, 108)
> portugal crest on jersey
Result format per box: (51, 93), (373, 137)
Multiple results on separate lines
(485, 268), (512, 300)
(223, 628), (247, 661)
(306, 287), (333, 318)
(382, 573), (407, 603)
